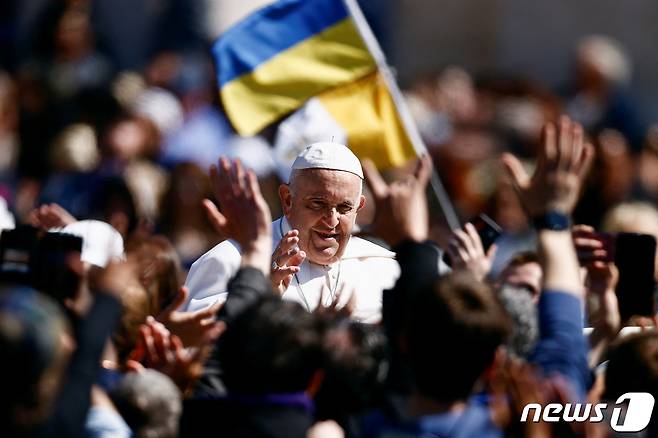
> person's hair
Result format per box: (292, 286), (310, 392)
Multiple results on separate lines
(604, 331), (658, 400)
(125, 235), (183, 315)
(111, 369), (182, 438)
(314, 317), (389, 420)
(220, 296), (324, 394)
(505, 251), (539, 269)
(496, 284), (538, 358)
(406, 272), (511, 403)
(601, 201), (658, 236)
(0, 286), (70, 433)
(112, 281), (149, 364)
(90, 177), (139, 237)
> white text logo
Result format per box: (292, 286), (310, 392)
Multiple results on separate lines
(520, 392), (654, 432)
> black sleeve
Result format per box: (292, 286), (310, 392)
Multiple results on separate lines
(382, 240), (442, 393)
(192, 266), (272, 398)
(45, 292), (122, 437)
(218, 266), (271, 326)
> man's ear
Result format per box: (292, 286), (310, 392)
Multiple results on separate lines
(357, 194), (366, 212)
(279, 184), (293, 216)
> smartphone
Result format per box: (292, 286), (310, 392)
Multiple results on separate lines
(613, 233), (656, 320)
(443, 213), (502, 267)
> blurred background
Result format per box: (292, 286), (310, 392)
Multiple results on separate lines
(1, 0), (658, 275)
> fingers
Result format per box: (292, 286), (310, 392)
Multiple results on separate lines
(576, 142), (595, 181)
(317, 284), (330, 309)
(450, 224), (484, 260)
(572, 225), (611, 264)
(228, 159), (246, 197)
(465, 222), (484, 255)
(343, 289), (357, 316)
(486, 243), (498, 262)
(540, 122), (558, 170)
(149, 317), (173, 365)
(273, 231), (299, 259)
(140, 324), (158, 366)
(553, 116), (592, 177)
(245, 169), (261, 200)
(276, 246), (301, 268)
(202, 199), (228, 234)
(362, 158), (389, 200)
(557, 116), (574, 171)
(570, 123), (584, 172)
(414, 154), (433, 187)
(125, 360), (145, 373)
(192, 299), (222, 322)
(573, 224), (595, 234)
(214, 157), (251, 201)
(287, 250), (306, 267)
(501, 153), (529, 193)
(272, 231), (303, 270)
(281, 274), (293, 291)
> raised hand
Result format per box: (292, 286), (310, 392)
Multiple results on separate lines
(502, 116), (594, 217)
(447, 222), (497, 282)
(572, 224), (610, 265)
(129, 316), (224, 394)
(270, 229), (306, 295)
(313, 283), (356, 317)
(28, 203), (77, 229)
(203, 157), (272, 274)
(362, 154), (432, 247)
(156, 286), (224, 347)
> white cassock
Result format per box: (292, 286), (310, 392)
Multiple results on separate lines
(182, 217), (400, 323)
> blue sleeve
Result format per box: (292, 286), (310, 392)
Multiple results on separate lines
(529, 290), (592, 401)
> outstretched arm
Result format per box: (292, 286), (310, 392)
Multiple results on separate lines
(503, 115), (595, 400)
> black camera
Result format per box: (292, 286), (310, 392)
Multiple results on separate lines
(0, 225), (83, 302)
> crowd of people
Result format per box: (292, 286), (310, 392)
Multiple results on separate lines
(2, 1), (658, 437)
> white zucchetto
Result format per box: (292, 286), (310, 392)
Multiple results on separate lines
(291, 142), (363, 179)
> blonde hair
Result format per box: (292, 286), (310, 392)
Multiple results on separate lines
(602, 201), (658, 237)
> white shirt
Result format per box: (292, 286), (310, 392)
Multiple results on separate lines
(182, 217), (400, 323)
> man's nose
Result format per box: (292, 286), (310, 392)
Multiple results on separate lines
(321, 207), (340, 228)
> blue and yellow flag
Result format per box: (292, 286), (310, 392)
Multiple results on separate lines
(212, 0), (416, 169)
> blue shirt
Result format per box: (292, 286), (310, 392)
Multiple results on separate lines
(529, 290), (592, 401)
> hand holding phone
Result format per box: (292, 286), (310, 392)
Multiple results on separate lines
(443, 214), (502, 280)
(573, 225), (657, 320)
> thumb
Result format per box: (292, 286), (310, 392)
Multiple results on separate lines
(415, 154), (433, 187)
(362, 159), (389, 200)
(202, 199), (228, 234)
(161, 286), (189, 317)
(501, 153), (529, 192)
(486, 244), (498, 262)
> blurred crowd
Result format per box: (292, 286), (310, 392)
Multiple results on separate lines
(1, 1), (657, 271)
(2, 0), (658, 437)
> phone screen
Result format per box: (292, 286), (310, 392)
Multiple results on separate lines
(614, 233), (657, 320)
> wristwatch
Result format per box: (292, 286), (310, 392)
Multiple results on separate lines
(532, 211), (571, 231)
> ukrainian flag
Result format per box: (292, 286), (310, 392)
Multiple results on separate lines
(213, 0), (416, 169)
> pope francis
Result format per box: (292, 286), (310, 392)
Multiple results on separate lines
(182, 142), (400, 322)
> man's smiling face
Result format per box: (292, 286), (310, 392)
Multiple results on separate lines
(279, 168), (365, 266)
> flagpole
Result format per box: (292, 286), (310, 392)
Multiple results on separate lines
(342, 0), (461, 230)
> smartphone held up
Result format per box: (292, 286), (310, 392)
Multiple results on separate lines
(577, 230), (657, 321)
